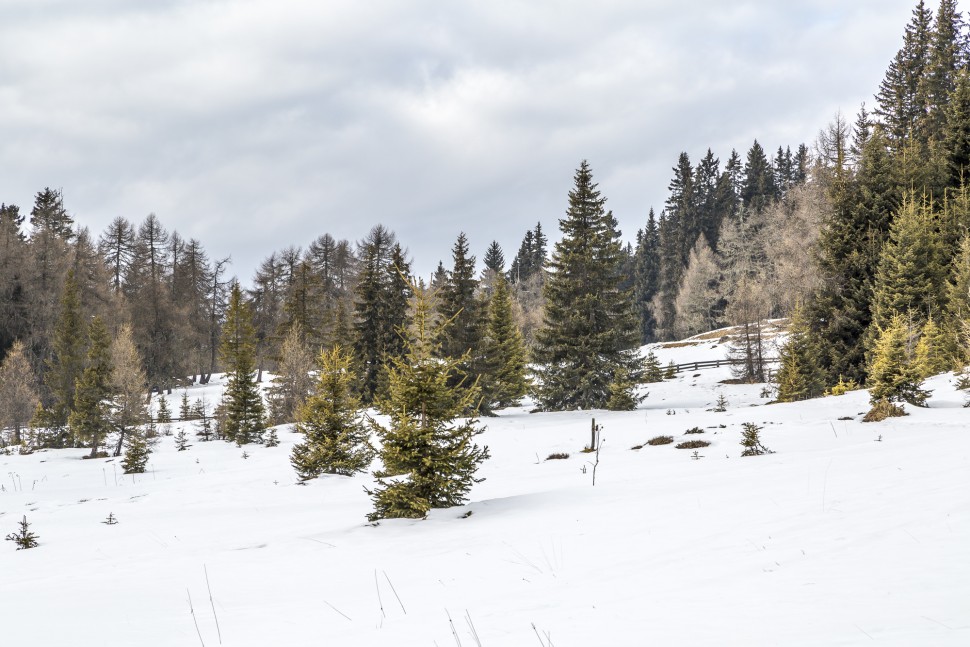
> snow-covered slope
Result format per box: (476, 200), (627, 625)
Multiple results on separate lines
(2, 337), (968, 646)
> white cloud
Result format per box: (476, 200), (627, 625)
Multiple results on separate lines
(0, 0), (920, 279)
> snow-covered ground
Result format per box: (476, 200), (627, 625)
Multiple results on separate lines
(2, 336), (968, 646)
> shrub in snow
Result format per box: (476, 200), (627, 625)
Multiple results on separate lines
(676, 440), (710, 449)
(291, 346), (372, 481)
(862, 398), (906, 422)
(6, 516), (38, 550)
(740, 422), (772, 456)
(647, 435), (673, 446)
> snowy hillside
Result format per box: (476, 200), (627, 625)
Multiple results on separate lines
(2, 335), (968, 646)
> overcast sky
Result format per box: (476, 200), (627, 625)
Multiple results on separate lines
(0, 0), (922, 282)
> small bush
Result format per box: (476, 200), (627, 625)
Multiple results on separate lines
(684, 427), (704, 435)
(826, 376), (860, 396)
(546, 452), (570, 460)
(862, 399), (906, 422)
(676, 440), (710, 449)
(740, 422), (772, 456)
(630, 444), (644, 450)
(647, 435), (674, 446)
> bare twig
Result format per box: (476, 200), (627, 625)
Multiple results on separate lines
(187, 589), (205, 647)
(447, 609), (463, 646)
(324, 600), (352, 621)
(384, 571), (406, 614)
(204, 565), (222, 644)
(465, 610), (483, 646)
(375, 569), (386, 618)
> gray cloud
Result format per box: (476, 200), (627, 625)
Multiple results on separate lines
(0, 0), (919, 280)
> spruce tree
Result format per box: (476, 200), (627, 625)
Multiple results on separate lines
(741, 140), (778, 213)
(121, 428), (152, 474)
(291, 346), (373, 481)
(532, 161), (643, 410)
(483, 241), (505, 274)
(945, 233), (970, 363)
(479, 276), (528, 410)
(633, 209), (661, 343)
(353, 227), (412, 404)
(219, 283), (266, 445)
(42, 270), (87, 439)
(870, 194), (946, 332)
(69, 316), (113, 458)
(775, 304), (825, 402)
(943, 68), (970, 188)
(914, 314), (952, 377)
(436, 232), (484, 398)
(875, 1), (933, 149)
(867, 312), (930, 406)
(5, 516), (39, 550)
(368, 289), (489, 521)
(811, 128), (898, 383)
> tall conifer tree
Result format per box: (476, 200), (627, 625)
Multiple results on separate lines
(69, 317), (113, 457)
(532, 161), (643, 411)
(219, 283), (265, 444)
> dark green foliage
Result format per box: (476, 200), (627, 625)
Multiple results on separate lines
(69, 316), (113, 458)
(43, 270), (86, 437)
(740, 422), (772, 456)
(867, 312), (930, 407)
(220, 283), (266, 445)
(368, 290), (489, 521)
(479, 276), (529, 410)
(483, 241), (505, 274)
(156, 395), (171, 423)
(775, 304), (826, 402)
(353, 226), (413, 404)
(875, 1), (933, 148)
(633, 210), (661, 342)
(741, 140), (778, 213)
(291, 346), (373, 480)
(507, 222), (547, 284)
(532, 161), (643, 411)
(121, 428), (152, 474)
(436, 233), (485, 401)
(943, 68), (970, 188)
(6, 516), (38, 550)
(870, 194), (946, 331)
(811, 127), (899, 384)
(179, 391), (192, 420)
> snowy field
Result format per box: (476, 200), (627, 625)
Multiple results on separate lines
(2, 335), (969, 646)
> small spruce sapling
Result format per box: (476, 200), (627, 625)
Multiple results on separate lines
(174, 430), (190, 451)
(121, 427), (152, 474)
(264, 428), (279, 447)
(179, 390), (192, 420)
(663, 361), (677, 380)
(740, 422), (772, 456)
(156, 395), (172, 423)
(712, 393), (728, 412)
(6, 516), (38, 549)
